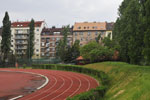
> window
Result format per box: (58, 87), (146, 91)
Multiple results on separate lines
(42, 42), (45, 46)
(52, 37), (55, 41)
(41, 38), (45, 42)
(36, 49), (39, 52)
(52, 48), (55, 52)
(79, 32), (83, 35)
(93, 26), (97, 29)
(78, 27), (81, 29)
(95, 32), (98, 36)
(46, 38), (50, 42)
(75, 32), (78, 36)
(37, 29), (39, 31)
(81, 37), (84, 41)
(56, 38), (60, 41)
(84, 27), (86, 29)
(37, 39), (39, 42)
(88, 32), (91, 36)
(41, 53), (45, 56)
(41, 48), (45, 52)
(36, 54), (39, 57)
(54, 32), (60, 35)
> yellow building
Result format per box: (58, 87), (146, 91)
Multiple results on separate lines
(73, 22), (114, 46)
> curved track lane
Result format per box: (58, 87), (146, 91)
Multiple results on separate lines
(0, 69), (99, 100)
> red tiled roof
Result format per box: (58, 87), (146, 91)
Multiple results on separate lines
(11, 21), (44, 27)
(76, 56), (84, 60)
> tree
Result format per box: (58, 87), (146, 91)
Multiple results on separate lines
(102, 33), (114, 49)
(95, 34), (101, 43)
(113, 0), (144, 64)
(80, 41), (114, 63)
(56, 25), (70, 62)
(142, 0), (150, 64)
(1, 12), (11, 62)
(27, 19), (35, 59)
(71, 40), (80, 61)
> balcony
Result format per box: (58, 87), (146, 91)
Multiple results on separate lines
(15, 47), (27, 50)
(15, 41), (28, 45)
(15, 36), (28, 40)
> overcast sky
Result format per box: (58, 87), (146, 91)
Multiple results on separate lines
(0, 0), (123, 27)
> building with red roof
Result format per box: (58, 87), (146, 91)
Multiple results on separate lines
(11, 21), (45, 59)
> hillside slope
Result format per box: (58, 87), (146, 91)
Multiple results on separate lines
(84, 62), (150, 100)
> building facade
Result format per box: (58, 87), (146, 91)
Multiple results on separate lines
(41, 27), (73, 58)
(73, 22), (113, 46)
(106, 22), (114, 39)
(11, 21), (45, 59)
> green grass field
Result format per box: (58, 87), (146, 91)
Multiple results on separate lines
(83, 62), (150, 100)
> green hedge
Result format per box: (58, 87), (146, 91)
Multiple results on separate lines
(32, 64), (109, 100)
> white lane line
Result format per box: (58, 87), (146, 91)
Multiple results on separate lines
(9, 95), (23, 100)
(76, 74), (91, 91)
(27, 75), (57, 100)
(39, 75), (66, 100)
(51, 75), (74, 100)
(0, 70), (49, 100)
(67, 75), (82, 97)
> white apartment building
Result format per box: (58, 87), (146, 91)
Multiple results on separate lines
(11, 21), (45, 59)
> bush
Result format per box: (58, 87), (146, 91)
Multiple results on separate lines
(32, 64), (109, 100)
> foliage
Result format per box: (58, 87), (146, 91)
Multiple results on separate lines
(32, 63), (109, 100)
(56, 25), (70, 62)
(56, 26), (80, 63)
(102, 33), (114, 49)
(142, 0), (150, 64)
(80, 41), (114, 62)
(1, 12), (11, 62)
(26, 19), (35, 59)
(112, 0), (150, 65)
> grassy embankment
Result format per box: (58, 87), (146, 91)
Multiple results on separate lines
(84, 62), (150, 100)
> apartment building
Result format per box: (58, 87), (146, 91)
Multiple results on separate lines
(11, 21), (45, 59)
(41, 27), (73, 58)
(73, 22), (113, 46)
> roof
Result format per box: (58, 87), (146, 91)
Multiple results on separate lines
(41, 27), (73, 35)
(106, 22), (114, 31)
(76, 56), (84, 60)
(11, 21), (44, 27)
(73, 22), (107, 31)
(0, 28), (2, 36)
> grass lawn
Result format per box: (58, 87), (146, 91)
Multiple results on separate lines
(83, 62), (150, 100)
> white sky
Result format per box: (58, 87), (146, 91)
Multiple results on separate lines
(0, 0), (123, 27)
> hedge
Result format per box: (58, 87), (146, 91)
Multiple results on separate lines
(32, 64), (109, 100)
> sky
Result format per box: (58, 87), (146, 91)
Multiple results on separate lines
(0, 0), (123, 27)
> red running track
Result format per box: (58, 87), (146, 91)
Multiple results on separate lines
(0, 68), (99, 100)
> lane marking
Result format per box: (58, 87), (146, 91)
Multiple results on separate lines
(27, 75), (57, 100)
(9, 95), (23, 100)
(39, 75), (65, 100)
(51, 74), (74, 100)
(67, 75), (82, 97)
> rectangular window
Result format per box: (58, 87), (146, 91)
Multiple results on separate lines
(74, 32), (78, 36)
(95, 32), (98, 36)
(42, 42), (45, 46)
(88, 32), (91, 36)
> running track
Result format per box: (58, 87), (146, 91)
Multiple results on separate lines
(0, 68), (99, 100)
